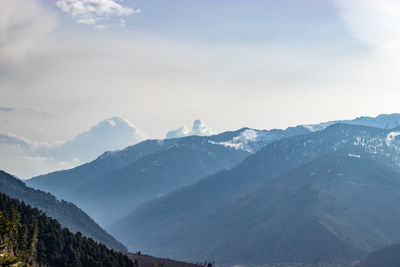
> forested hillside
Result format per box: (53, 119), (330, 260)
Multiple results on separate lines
(0, 170), (126, 252)
(0, 192), (134, 267)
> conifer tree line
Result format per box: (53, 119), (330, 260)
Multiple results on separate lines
(0, 192), (135, 267)
(0, 170), (127, 252)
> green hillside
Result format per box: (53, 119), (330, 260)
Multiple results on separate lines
(0, 191), (134, 267)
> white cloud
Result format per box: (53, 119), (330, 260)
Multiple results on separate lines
(166, 127), (190, 139)
(334, 0), (400, 53)
(0, 105), (52, 115)
(119, 19), (126, 28)
(191, 120), (212, 136)
(56, 0), (139, 26)
(0, 132), (38, 152)
(166, 120), (212, 139)
(0, 0), (56, 71)
(0, 117), (147, 178)
(332, 0), (400, 101)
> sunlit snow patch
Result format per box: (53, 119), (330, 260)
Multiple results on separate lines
(386, 132), (400, 146)
(347, 153), (361, 158)
(210, 129), (275, 153)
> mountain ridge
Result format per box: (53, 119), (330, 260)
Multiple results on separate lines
(0, 191), (134, 266)
(110, 124), (400, 264)
(0, 169), (127, 252)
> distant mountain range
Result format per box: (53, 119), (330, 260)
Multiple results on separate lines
(26, 123), (314, 226)
(110, 124), (400, 264)
(0, 170), (126, 252)
(27, 135), (251, 226)
(23, 113), (400, 264)
(27, 113), (400, 226)
(301, 113), (400, 132)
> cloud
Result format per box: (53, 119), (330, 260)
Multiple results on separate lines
(0, 132), (37, 152)
(0, 116), (147, 178)
(119, 19), (126, 28)
(0, 106), (14, 112)
(0, 0), (56, 72)
(166, 120), (212, 139)
(191, 119), (212, 136)
(333, 0), (400, 52)
(166, 127), (190, 139)
(56, 0), (140, 26)
(0, 155), (77, 179)
(0, 105), (52, 115)
(332, 0), (400, 99)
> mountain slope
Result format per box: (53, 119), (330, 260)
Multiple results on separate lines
(30, 135), (252, 226)
(301, 113), (400, 132)
(27, 139), (171, 198)
(27, 125), (309, 195)
(0, 191), (134, 266)
(73, 135), (252, 225)
(27, 115), (400, 227)
(111, 124), (400, 264)
(27, 125), (311, 227)
(359, 242), (400, 267)
(0, 170), (127, 252)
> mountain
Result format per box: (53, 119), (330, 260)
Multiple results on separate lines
(0, 170), (127, 252)
(301, 113), (400, 132)
(0, 116), (147, 178)
(27, 125), (310, 227)
(28, 136), (250, 226)
(27, 114), (400, 227)
(126, 253), (203, 267)
(359, 242), (400, 267)
(111, 124), (400, 264)
(0, 191), (134, 267)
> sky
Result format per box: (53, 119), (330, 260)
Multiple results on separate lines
(1, 0), (400, 176)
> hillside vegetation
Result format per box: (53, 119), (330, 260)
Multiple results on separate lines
(0, 192), (134, 267)
(0, 170), (126, 252)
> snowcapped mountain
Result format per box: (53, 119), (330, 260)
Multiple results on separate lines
(209, 113), (400, 154)
(111, 124), (400, 264)
(207, 126), (309, 153)
(0, 116), (147, 178)
(302, 113), (400, 132)
(25, 113), (400, 226)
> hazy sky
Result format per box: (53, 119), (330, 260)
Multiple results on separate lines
(1, 0), (400, 142)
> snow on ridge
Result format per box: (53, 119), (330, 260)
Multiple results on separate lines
(301, 114), (400, 133)
(302, 122), (336, 132)
(386, 132), (400, 146)
(209, 129), (275, 153)
(347, 153), (361, 158)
